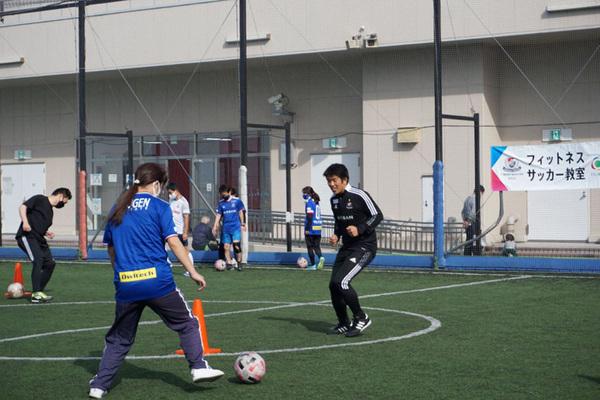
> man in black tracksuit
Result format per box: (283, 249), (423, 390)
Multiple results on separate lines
(324, 163), (383, 337)
(15, 187), (72, 303)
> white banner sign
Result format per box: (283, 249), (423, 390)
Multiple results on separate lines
(491, 141), (600, 191)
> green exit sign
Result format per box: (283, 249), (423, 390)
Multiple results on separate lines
(14, 149), (32, 160)
(542, 128), (572, 142)
(322, 137), (347, 149)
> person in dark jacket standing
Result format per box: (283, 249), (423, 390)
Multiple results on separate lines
(15, 187), (72, 303)
(323, 163), (383, 337)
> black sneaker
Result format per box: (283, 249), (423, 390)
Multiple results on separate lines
(226, 263), (234, 271)
(345, 314), (372, 337)
(328, 322), (350, 335)
(235, 263), (243, 272)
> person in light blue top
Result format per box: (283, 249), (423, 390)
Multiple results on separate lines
(88, 163), (223, 399)
(212, 184), (246, 271)
(303, 186), (325, 270)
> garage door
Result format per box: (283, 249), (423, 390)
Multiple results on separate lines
(527, 189), (589, 241)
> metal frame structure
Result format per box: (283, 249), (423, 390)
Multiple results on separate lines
(248, 122), (293, 251)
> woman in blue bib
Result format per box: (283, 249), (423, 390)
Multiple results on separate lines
(88, 163), (223, 399)
(303, 186), (325, 270)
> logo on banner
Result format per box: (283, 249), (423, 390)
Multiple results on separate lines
(502, 157), (522, 173)
(592, 157), (600, 171)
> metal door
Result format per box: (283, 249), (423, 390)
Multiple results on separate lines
(193, 158), (217, 215)
(1, 163), (46, 233)
(421, 176), (433, 223)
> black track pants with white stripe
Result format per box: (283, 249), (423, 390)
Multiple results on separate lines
(16, 234), (56, 292)
(329, 246), (375, 324)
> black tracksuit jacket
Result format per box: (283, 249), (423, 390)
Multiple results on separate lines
(330, 184), (383, 251)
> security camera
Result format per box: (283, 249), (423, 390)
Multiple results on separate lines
(267, 93), (286, 105)
(268, 93), (291, 116)
(365, 33), (378, 48)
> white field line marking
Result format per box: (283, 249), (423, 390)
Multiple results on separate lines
(0, 301), (115, 308)
(359, 275), (531, 300)
(0, 299), (293, 309)
(0, 305), (441, 361)
(0, 275), (531, 309)
(208, 306), (441, 357)
(0, 276), (523, 349)
(0, 303), (302, 344)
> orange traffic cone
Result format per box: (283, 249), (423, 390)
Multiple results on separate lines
(176, 298), (221, 356)
(13, 262), (24, 285)
(4, 262), (31, 299)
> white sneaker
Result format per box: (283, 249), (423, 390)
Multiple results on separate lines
(191, 367), (224, 383)
(88, 388), (107, 399)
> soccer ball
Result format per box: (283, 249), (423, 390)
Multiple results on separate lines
(234, 352), (266, 384)
(214, 259), (227, 271)
(297, 257), (308, 269)
(7, 282), (24, 299)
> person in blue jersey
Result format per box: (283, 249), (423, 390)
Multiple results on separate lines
(212, 184), (245, 271)
(302, 186), (325, 271)
(88, 163), (223, 399)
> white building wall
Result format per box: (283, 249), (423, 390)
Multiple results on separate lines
(362, 45), (485, 224)
(1, 0), (598, 79)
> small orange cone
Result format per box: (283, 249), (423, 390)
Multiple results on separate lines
(4, 262), (31, 299)
(176, 298), (221, 356)
(13, 262), (24, 285)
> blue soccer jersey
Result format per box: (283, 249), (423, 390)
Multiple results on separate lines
(103, 193), (178, 302)
(216, 197), (244, 233)
(305, 198), (322, 236)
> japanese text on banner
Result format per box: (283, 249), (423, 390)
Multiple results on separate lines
(490, 142), (600, 191)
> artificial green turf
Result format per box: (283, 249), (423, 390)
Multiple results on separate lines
(1, 261), (599, 399)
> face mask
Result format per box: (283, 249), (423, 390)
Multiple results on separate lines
(222, 194), (230, 201)
(169, 193), (177, 201)
(152, 182), (162, 197)
(55, 201), (65, 209)
(302, 194), (310, 201)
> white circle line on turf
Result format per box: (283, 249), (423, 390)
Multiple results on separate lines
(0, 276), (526, 345)
(0, 302), (301, 344)
(0, 275), (529, 309)
(0, 305), (441, 361)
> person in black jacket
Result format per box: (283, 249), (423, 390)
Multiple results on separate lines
(192, 216), (218, 251)
(324, 163), (383, 337)
(15, 187), (72, 303)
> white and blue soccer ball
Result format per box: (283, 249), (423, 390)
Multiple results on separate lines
(234, 352), (266, 384)
(214, 259), (227, 271)
(297, 257), (308, 269)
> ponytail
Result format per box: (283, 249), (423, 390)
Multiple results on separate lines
(311, 189), (320, 204)
(108, 186), (138, 226)
(108, 163), (168, 225)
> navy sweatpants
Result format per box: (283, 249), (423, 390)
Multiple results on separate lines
(90, 289), (209, 391)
